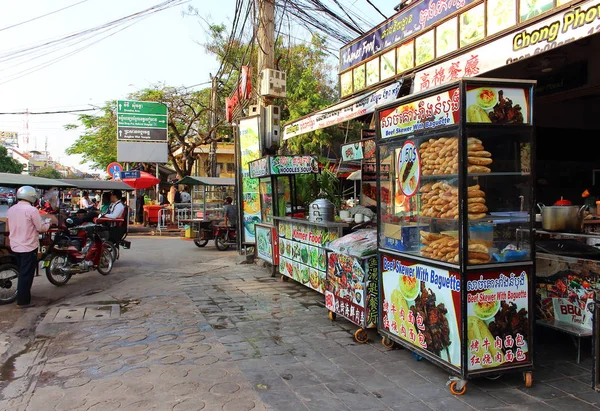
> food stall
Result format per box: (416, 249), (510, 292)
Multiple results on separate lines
(249, 155), (319, 266)
(173, 176), (236, 247)
(325, 230), (378, 343)
(375, 78), (536, 395)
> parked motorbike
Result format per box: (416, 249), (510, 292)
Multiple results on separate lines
(214, 225), (237, 251)
(42, 219), (114, 286)
(0, 254), (18, 304)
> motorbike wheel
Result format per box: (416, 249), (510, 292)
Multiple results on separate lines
(215, 232), (230, 251)
(45, 254), (72, 286)
(194, 239), (209, 248)
(104, 241), (119, 262)
(97, 247), (114, 276)
(0, 263), (18, 305)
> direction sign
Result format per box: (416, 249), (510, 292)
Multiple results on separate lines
(107, 162), (123, 178)
(117, 100), (168, 143)
(120, 170), (140, 179)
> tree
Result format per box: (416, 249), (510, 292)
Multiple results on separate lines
(0, 146), (24, 174)
(32, 167), (61, 179)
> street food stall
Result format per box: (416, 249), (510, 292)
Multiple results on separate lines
(172, 176), (236, 246)
(248, 155), (319, 266)
(375, 78), (536, 394)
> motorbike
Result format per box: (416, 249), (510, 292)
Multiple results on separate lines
(214, 224), (237, 251)
(41, 219), (114, 286)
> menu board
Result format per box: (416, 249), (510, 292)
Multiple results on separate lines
(341, 71), (353, 97)
(270, 156), (319, 175)
(381, 50), (396, 80)
(256, 224), (279, 266)
(353, 65), (366, 91)
(397, 41), (414, 73)
(380, 253), (462, 368)
(487, 0), (517, 35)
(460, 3), (485, 47)
(415, 30), (435, 66)
(238, 116), (262, 243)
(436, 17), (458, 58)
(277, 219), (341, 294)
(466, 269), (531, 370)
(366, 58), (380, 86)
(520, 0), (553, 22)
(341, 139), (376, 162)
(326, 254), (378, 328)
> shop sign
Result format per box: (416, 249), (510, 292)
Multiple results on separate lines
(238, 116), (262, 243)
(249, 157), (269, 179)
(284, 81), (402, 140)
(465, 85), (532, 124)
(339, 0), (478, 72)
(366, 256), (379, 327)
(342, 139), (376, 162)
(361, 162), (377, 181)
(381, 254), (462, 367)
(256, 224), (279, 265)
(465, 269), (531, 370)
(415, 0), (600, 92)
(379, 88), (460, 138)
(279, 237), (327, 272)
(270, 156), (319, 175)
(226, 66), (252, 123)
(552, 298), (593, 329)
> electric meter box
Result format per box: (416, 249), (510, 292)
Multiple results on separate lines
(264, 105), (280, 148)
(260, 69), (287, 98)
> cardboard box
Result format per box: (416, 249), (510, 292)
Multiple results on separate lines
(384, 223), (426, 252)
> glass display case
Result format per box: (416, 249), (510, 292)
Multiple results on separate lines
(376, 78), (536, 393)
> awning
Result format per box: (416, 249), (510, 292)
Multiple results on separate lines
(283, 80), (403, 140)
(175, 176), (236, 186)
(57, 179), (135, 191)
(0, 173), (76, 188)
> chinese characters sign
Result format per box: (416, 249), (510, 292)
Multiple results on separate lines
(380, 254), (462, 368)
(379, 88), (460, 138)
(466, 269), (531, 370)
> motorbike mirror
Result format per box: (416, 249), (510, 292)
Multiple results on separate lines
(66, 218), (73, 225)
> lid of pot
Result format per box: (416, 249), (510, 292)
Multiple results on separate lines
(554, 196), (572, 206)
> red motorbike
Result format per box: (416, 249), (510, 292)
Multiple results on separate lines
(41, 220), (114, 286)
(214, 224), (237, 251)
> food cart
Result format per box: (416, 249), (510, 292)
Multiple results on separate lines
(173, 176), (236, 247)
(248, 155), (319, 267)
(375, 78), (536, 395)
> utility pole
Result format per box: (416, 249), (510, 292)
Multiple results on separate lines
(257, 0), (275, 111)
(208, 75), (219, 177)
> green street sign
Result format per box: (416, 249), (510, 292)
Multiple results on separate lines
(117, 114), (167, 128)
(117, 100), (167, 115)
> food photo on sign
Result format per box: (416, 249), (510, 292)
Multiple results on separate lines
(380, 255), (462, 367)
(466, 270), (530, 370)
(466, 86), (530, 124)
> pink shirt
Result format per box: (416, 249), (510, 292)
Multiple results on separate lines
(7, 200), (50, 253)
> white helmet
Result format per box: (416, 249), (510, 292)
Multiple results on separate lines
(16, 186), (38, 204)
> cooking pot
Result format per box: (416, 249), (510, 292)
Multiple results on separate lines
(537, 203), (586, 232)
(309, 197), (335, 223)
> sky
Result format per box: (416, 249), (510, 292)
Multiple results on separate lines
(0, 0), (391, 175)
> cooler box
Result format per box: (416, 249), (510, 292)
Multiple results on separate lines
(144, 205), (163, 224)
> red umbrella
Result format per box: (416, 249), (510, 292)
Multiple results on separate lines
(122, 171), (160, 190)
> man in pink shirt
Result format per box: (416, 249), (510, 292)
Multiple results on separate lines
(7, 186), (50, 308)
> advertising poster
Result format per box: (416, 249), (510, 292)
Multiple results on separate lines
(415, 0), (600, 92)
(249, 157), (269, 178)
(379, 88), (460, 138)
(466, 269), (531, 370)
(239, 116), (262, 243)
(465, 86), (531, 124)
(397, 140), (421, 197)
(256, 224), (278, 265)
(380, 254), (462, 368)
(342, 139), (376, 162)
(326, 254), (378, 328)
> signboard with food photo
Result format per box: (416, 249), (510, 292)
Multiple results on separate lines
(256, 224), (279, 266)
(466, 268), (531, 370)
(380, 253), (462, 368)
(239, 116), (262, 243)
(465, 86), (531, 124)
(379, 88), (461, 139)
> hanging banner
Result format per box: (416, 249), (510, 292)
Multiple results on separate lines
(339, 0), (478, 72)
(284, 81), (402, 140)
(379, 87), (460, 138)
(341, 139), (376, 161)
(415, 0), (600, 92)
(238, 116), (262, 244)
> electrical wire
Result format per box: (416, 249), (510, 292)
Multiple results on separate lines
(0, 0), (92, 33)
(0, 108), (97, 115)
(365, 0), (388, 19)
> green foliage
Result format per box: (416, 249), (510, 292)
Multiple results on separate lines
(295, 160), (340, 209)
(0, 146), (24, 174)
(31, 167), (61, 179)
(65, 105), (117, 171)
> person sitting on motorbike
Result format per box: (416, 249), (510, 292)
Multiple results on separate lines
(99, 192), (111, 214)
(79, 191), (93, 210)
(223, 196), (237, 228)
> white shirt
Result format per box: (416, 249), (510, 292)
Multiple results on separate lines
(104, 201), (125, 219)
(180, 192), (191, 202)
(79, 197), (91, 209)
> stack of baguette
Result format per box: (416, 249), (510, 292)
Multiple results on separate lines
(420, 182), (488, 220)
(420, 231), (492, 264)
(420, 137), (493, 175)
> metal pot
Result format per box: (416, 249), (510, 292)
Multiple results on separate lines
(309, 197), (335, 223)
(537, 203), (586, 232)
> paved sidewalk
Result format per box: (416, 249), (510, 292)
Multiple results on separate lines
(0, 238), (598, 410)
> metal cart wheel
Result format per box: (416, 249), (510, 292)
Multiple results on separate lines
(412, 352), (423, 361)
(354, 328), (368, 344)
(524, 372), (533, 388)
(328, 311), (336, 321)
(381, 336), (395, 349)
(448, 380), (467, 395)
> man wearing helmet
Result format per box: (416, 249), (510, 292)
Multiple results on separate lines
(7, 186), (51, 308)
